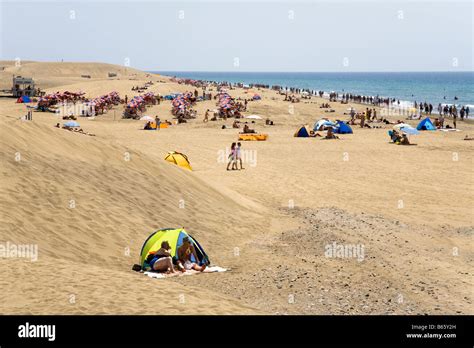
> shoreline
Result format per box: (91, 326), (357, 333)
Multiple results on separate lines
(153, 71), (474, 111)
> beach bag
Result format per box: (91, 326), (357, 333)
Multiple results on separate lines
(132, 264), (142, 272)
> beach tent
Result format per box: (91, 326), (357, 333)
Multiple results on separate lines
(294, 126), (310, 137)
(313, 119), (335, 131)
(139, 228), (210, 269)
(416, 118), (436, 131)
(64, 121), (80, 127)
(334, 121), (353, 134)
(164, 151), (192, 170)
(17, 95), (31, 103)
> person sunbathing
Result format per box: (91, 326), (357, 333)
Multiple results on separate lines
(324, 128), (339, 139)
(242, 124), (256, 134)
(232, 120), (240, 128)
(400, 134), (410, 145)
(177, 237), (207, 272)
(149, 241), (179, 273)
(309, 130), (322, 137)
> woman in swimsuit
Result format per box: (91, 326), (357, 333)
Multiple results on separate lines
(149, 241), (178, 273)
(177, 237), (207, 272)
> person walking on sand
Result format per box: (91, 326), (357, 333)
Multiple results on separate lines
(204, 109), (209, 123)
(236, 142), (243, 170)
(155, 116), (161, 130)
(227, 142), (237, 171)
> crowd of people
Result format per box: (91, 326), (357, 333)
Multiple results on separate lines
(131, 81), (154, 93)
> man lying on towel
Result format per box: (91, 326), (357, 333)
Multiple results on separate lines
(177, 237), (207, 272)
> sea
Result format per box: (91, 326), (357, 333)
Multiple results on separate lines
(153, 71), (474, 110)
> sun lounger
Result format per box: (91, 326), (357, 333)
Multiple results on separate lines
(238, 133), (268, 141)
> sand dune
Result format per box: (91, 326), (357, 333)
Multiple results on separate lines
(0, 61), (472, 314)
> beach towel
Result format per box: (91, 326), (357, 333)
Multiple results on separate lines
(438, 129), (461, 132)
(144, 266), (228, 279)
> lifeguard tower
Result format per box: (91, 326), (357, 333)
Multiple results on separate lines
(12, 76), (36, 97)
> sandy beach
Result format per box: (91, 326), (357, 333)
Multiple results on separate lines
(0, 61), (472, 315)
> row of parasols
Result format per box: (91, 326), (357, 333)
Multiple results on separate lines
(38, 91), (86, 107)
(87, 91), (120, 109)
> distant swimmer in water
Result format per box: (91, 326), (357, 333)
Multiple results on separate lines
(454, 96), (458, 100)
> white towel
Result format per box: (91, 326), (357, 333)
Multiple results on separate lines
(144, 266), (227, 279)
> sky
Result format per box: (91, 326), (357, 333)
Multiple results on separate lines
(0, 0), (472, 72)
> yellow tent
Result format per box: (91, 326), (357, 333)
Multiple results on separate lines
(164, 151), (192, 170)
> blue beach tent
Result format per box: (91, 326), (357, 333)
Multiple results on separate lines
(334, 121), (353, 134)
(416, 118), (436, 131)
(294, 126), (310, 137)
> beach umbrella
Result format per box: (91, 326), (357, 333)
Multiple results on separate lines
(64, 121), (80, 127)
(393, 123), (419, 135)
(140, 115), (154, 122)
(400, 127), (420, 135)
(393, 123), (412, 130)
(314, 119), (335, 131)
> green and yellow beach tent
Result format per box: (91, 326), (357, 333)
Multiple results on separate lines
(164, 151), (192, 170)
(139, 228), (210, 269)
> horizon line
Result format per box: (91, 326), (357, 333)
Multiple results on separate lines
(152, 70), (474, 74)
